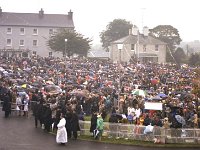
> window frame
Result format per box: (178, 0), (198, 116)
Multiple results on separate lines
(131, 44), (135, 51)
(20, 28), (25, 35)
(143, 44), (147, 52)
(6, 39), (12, 46)
(33, 28), (38, 35)
(155, 45), (159, 51)
(7, 27), (12, 34)
(49, 28), (53, 35)
(33, 40), (38, 46)
(19, 39), (25, 46)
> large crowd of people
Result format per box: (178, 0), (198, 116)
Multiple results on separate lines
(0, 55), (200, 139)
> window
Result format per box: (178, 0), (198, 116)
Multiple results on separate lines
(6, 39), (12, 46)
(7, 28), (12, 34)
(49, 29), (53, 35)
(131, 44), (135, 51)
(33, 28), (38, 35)
(49, 52), (53, 57)
(33, 51), (37, 55)
(155, 45), (159, 51)
(20, 28), (25, 35)
(143, 45), (147, 52)
(19, 40), (25, 46)
(33, 40), (38, 46)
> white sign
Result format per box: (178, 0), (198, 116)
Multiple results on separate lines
(144, 102), (163, 110)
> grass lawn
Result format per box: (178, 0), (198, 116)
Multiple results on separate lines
(78, 135), (200, 148)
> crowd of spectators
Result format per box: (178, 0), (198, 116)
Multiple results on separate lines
(0, 55), (200, 132)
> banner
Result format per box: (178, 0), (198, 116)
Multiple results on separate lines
(144, 102), (163, 110)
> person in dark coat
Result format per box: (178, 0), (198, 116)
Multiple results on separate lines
(52, 106), (62, 132)
(90, 112), (97, 137)
(65, 111), (72, 139)
(2, 92), (11, 118)
(70, 111), (80, 140)
(43, 104), (52, 132)
(31, 91), (39, 116)
(34, 101), (43, 128)
(143, 114), (152, 126)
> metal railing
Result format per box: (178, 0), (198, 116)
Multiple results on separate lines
(79, 121), (200, 144)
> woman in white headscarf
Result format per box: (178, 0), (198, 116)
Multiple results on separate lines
(56, 113), (68, 145)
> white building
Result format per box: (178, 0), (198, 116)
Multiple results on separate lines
(110, 26), (167, 63)
(0, 7), (74, 58)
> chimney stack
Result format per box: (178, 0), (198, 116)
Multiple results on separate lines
(0, 7), (2, 16)
(39, 8), (44, 18)
(132, 25), (139, 36)
(68, 9), (73, 20)
(143, 26), (149, 36)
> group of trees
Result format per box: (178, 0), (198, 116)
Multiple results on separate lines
(48, 19), (200, 67)
(48, 29), (91, 57)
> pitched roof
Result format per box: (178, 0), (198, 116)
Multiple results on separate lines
(0, 12), (74, 28)
(113, 34), (166, 45)
(88, 50), (109, 58)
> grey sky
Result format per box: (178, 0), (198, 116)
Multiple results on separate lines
(1, 0), (200, 46)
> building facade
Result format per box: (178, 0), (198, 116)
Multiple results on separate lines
(110, 26), (167, 63)
(0, 7), (74, 58)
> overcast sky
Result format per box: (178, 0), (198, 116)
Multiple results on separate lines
(1, 0), (200, 45)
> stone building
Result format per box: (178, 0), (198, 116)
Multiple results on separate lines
(110, 26), (167, 63)
(0, 7), (74, 58)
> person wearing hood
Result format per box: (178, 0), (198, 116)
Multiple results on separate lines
(96, 114), (104, 141)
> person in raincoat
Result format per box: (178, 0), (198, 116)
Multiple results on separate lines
(96, 114), (104, 141)
(56, 113), (68, 145)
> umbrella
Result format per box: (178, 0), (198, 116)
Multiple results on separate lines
(18, 91), (27, 96)
(184, 86), (192, 89)
(152, 96), (162, 100)
(157, 93), (168, 98)
(175, 115), (186, 126)
(44, 85), (62, 93)
(21, 84), (27, 88)
(151, 79), (159, 85)
(46, 80), (54, 85)
(132, 89), (147, 97)
(70, 89), (90, 98)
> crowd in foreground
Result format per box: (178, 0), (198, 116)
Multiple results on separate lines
(1, 55), (200, 144)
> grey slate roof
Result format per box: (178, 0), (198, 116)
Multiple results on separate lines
(113, 34), (166, 45)
(0, 12), (74, 28)
(88, 50), (109, 58)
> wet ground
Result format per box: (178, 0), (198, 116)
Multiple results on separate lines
(0, 110), (197, 150)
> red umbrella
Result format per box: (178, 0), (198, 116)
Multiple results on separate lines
(151, 79), (159, 85)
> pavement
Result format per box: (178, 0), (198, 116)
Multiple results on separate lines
(0, 110), (197, 150)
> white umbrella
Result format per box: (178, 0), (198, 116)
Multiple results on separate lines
(132, 89), (147, 97)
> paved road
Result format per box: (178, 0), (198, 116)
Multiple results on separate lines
(0, 110), (197, 150)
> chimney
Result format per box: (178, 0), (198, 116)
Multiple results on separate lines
(129, 28), (132, 35)
(68, 9), (73, 20)
(143, 26), (149, 36)
(132, 25), (139, 36)
(39, 8), (44, 18)
(0, 7), (2, 16)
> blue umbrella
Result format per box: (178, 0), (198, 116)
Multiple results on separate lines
(152, 96), (162, 100)
(157, 93), (167, 98)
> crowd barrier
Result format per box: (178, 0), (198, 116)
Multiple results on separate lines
(0, 101), (36, 115)
(1, 101), (200, 144)
(79, 121), (200, 144)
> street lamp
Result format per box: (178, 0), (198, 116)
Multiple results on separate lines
(117, 43), (123, 112)
(64, 39), (68, 58)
